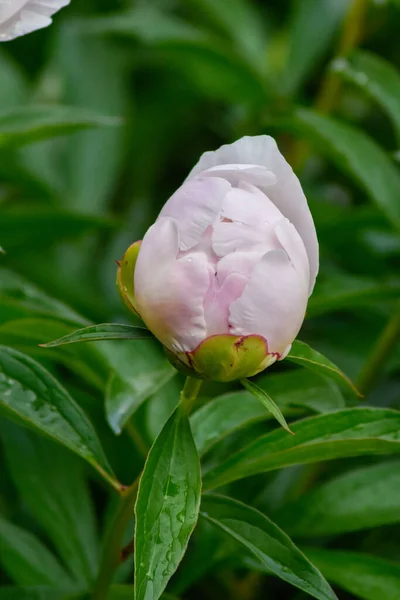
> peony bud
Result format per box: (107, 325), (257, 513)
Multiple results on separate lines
(0, 0), (69, 42)
(118, 136), (318, 382)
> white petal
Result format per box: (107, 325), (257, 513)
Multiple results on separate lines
(221, 185), (283, 227)
(0, 1), (28, 24)
(217, 251), (264, 286)
(188, 135), (319, 290)
(212, 221), (270, 256)
(134, 217), (209, 353)
(229, 249), (308, 356)
(0, 0), (69, 41)
(199, 164), (277, 188)
(212, 220), (279, 257)
(159, 176), (231, 251)
(203, 271), (248, 337)
(274, 218), (311, 293)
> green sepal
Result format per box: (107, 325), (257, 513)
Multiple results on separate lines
(116, 240), (141, 315)
(184, 334), (274, 382)
(164, 348), (205, 379)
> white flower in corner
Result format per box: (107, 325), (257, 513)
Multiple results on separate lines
(0, 0), (70, 42)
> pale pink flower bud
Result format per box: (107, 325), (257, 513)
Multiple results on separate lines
(120, 136), (318, 381)
(0, 0), (69, 41)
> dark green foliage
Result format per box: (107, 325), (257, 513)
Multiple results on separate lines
(0, 1), (399, 600)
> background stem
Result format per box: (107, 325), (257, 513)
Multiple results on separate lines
(92, 478), (139, 600)
(315, 0), (367, 114)
(289, 0), (367, 170)
(356, 305), (400, 396)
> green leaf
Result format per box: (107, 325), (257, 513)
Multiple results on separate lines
(0, 50), (28, 110)
(275, 461), (400, 536)
(304, 549), (400, 600)
(134, 406), (201, 600)
(287, 340), (360, 396)
(308, 272), (400, 317)
(200, 494), (337, 600)
(281, 0), (348, 94)
(100, 338), (176, 434)
(187, 0), (267, 70)
(54, 25), (129, 213)
(1, 423), (99, 584)
(86, 7), (208, 43)
(0, 590), (170, 600)
(85, 8), (267, 107)
(107, 586), (179, 600)
(0, 105), (120, 148)
(0, 589), (69, 600)
(0, 269), (86, 326)
(0, 319), (108, 391)
(277, 108), (400, 230)
(241, 378), (293, 434)
(40, 323), (154, 347)
(0, 208), (116, 254)
(258, 369), (346, 414)
(106, 365), (175, 434)
(0, 517), (73, 587)
(191, 370), (344, 456)
(63, 588), (180, 600)
(333, 50), (400, 142)
(0, 346), (119, 491)
(202, 408), (400, 490)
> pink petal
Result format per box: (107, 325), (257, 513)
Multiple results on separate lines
(158, 176), (231, 251)
(134, 217), (209, 353)
(203, 270), (248, 337)
(212, 221), (279, 257)
(217, 251), (264, 286)
(229, 249), (309, 355)
(274, 218), (311, 292)
(221, 185), (283, 227)
(187, 136), (318, 291)
(198, 164), (277, 188)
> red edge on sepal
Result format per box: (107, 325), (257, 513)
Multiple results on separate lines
(187, 333), (281, 361)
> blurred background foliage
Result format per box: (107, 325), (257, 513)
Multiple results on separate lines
(0, 0), (400, 599)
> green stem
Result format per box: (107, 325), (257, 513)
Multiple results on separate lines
(289, 0), (367, 171)
(315, 0), (367, 114)
(356, 305), (400, 396)
(125, 421), (150, 458)
(92, 477), (139, 600)
(179, 376), (203, 414)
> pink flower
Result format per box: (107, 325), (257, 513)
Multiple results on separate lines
(0, 0), (69, 41)
(119, 136), (318, 381)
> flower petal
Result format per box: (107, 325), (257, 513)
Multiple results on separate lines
(229, 249), (308, 355)
(203, 272), (248, 337)
(274, 218), (311, 292)
(212, 220), (279, 257)
(212, 221), (270, 256)
(199, 164), (277, 187)
(187, 135), (319, 290)
(158, 176), (231, 251)
(134, 217), (209, 353)
(0, 0), (69, 41)
(217, 251), (264, 285)
(221, 185), (283, 227)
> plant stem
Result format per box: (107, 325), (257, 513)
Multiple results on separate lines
(315, 0), (367, 114)
(125, 420), (150, 458)
(92, 477), (139, 600)
(179, 376), (203, 414)
(289, 0), (367, 171)
(356, 304), (400, 396)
